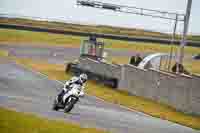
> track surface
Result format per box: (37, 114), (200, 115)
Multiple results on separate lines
(0, 43), (147, 64)
(0, 43), (192, 64)
(0, 44), (199, 133)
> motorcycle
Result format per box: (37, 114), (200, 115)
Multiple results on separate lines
(52, 83), (82, 113)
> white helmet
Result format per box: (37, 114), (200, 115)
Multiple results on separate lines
(79, 73), (88, 83)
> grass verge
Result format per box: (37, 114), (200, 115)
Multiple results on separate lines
(0, 50), (9, 57)
(14, 58), (200, 130)
(0, 107), (108, 133)
(0, 18), (172, 40)
(102, 38), (200, 54)
(0, 28), (84, 48)
(0, 28), (200, 55)
(1, 18), (200, 41)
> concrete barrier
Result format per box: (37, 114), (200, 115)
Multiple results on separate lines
(79, 58), (121, 80)
(70, 58), (122, 87)
(119, 64), (200, 115)
(190, 74), (200, 114)
(75, 59), (200, 115)
(78, 58), (122, 79)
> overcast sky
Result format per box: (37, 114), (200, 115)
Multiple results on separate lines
(0, 0), (199, 34)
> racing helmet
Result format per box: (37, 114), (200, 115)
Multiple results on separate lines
(79, 73), (88, 83)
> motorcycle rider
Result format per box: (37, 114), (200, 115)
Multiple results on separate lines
(57, 73), (88, 103)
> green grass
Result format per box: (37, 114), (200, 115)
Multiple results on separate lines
(188, 35), (200, 41)
(0, 50), (8, 57)
(0, 107), (108, 133)
(0, 28), (200, 55)
(1, 28), (200, 74)
(13, 58), (200, 130)
(102, 38), (200, 54)
(0, 18), (171, 39)
(0, 28), (84, 47)
(184, 60), (200, 75)
(1, 18), (200, 41)
(1, 18), (200, 130)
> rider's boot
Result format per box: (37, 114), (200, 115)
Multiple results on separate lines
(58, 90), (65, 103)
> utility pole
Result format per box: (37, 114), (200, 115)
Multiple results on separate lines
(168, 14), (178, 71)
(177, 0), (192, 65)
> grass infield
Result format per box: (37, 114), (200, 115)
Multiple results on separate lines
(0, 107), (108, 133)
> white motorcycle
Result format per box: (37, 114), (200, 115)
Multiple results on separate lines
(52, 84), (83, 113)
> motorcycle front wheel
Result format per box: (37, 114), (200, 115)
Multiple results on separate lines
(64, 98), (77, 113)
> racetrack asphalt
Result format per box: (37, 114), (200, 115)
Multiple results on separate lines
(0, 43), (192, 65)
(0, 44), (199, 133)
(0, 43), (147, 64)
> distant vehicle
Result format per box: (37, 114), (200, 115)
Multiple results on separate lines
(192, 54), (200, 60)
(65, 36), (119, 88)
